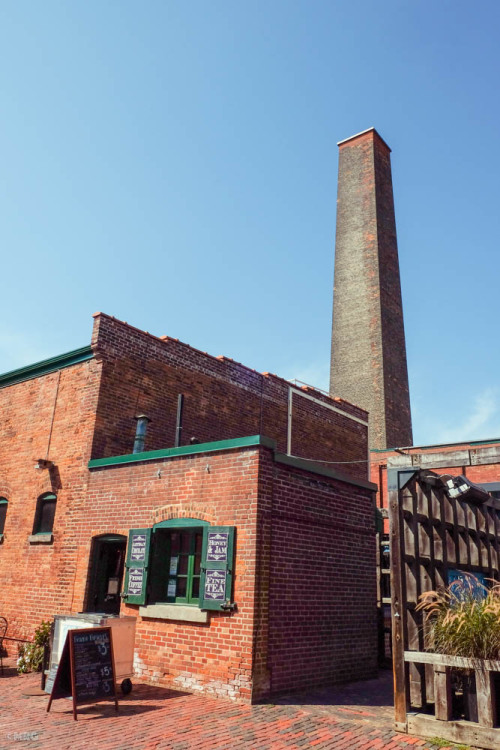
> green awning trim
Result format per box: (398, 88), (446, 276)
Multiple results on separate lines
(0, 346), (93, 388)
(88, 434), (276, 468)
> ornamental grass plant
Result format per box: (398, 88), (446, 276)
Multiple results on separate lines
(416, 574), (500, 661)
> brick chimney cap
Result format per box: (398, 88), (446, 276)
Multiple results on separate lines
(337, 127), (391, 152)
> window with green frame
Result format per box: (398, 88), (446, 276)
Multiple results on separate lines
(123, 519), (235, 611)
(33, 493), (57, 534)
(151, 527), (203, 604)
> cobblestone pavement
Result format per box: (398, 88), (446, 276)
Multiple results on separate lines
(0, 660), (465, 750)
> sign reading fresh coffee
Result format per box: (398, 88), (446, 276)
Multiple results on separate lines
(204, 569), (226, 601)
(207, 532), (229, 562)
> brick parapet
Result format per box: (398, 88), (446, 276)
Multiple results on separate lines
(91, 313), (368, 478)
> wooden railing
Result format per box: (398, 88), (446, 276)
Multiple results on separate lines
(404, 651), (500, 728)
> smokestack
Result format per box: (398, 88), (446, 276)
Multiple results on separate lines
(329, 128), (412, 450)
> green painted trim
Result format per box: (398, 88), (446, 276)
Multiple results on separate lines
(154, 518), (209, 529)
(274, 452), (378, 492)
(0, 346), (93, 388)
(89, 434), (276, 468)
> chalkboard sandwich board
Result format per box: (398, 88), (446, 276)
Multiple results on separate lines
(47, 627), (119, 721)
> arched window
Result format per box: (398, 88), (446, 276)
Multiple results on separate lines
(33, 493), (57, 535)
(0, 498), (7, 535)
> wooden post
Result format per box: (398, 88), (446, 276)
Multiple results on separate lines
(476, 668), (496, 728)
(434, 665), (452, 721)
(389, 468), (417, 729)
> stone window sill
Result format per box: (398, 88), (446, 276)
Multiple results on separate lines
(139, 603), (208, 623)
(28, 533), (53, 544)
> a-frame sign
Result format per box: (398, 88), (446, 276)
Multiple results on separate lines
(47, 627), (119, 720)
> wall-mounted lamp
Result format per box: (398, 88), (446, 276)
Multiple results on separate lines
(133, 414), (151, 454)
(35, 459), (54, 470)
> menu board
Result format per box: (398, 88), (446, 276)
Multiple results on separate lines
(72, 629), (116, 704)
(47, 627), (118, 720)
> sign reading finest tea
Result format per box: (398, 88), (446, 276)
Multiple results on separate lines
(127, 567), (144, 596)
(206, 532), (229, 562)
(130, 533), (147, 561)
(47, 627), (118, 721)
(204, 569), (227, 601)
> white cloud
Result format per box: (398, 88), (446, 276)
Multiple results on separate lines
(421, 387), (500, 444)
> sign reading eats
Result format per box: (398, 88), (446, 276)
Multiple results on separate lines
(206, 532), (229, 562)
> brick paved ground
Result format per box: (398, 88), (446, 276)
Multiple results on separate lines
(0, 660), (467, 750)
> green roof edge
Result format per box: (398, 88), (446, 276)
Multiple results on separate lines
(0, 346), (94, 388)
(88, 434), (377, 491)
(88, 434), (277, 468)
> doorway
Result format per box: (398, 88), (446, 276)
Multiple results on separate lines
(85, 534), (126, 615)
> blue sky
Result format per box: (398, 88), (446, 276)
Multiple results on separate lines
(1, 1), (499, 446)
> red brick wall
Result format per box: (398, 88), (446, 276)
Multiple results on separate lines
(0, 359), (102, 645)
(0, 311), (370, 678)
(78, 447), (263, 702)
(76, 444), (376, 702)
(265, 457), (377, 693)
(91, 314), (368, 479)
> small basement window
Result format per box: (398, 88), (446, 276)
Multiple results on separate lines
(33, 493), (57, 534)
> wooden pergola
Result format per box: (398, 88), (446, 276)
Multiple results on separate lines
(389, 467), (500, 749)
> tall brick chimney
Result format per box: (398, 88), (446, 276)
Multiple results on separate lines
(329, 128), (412, 450)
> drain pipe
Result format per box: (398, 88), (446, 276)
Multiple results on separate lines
(175, 394), (184, 448)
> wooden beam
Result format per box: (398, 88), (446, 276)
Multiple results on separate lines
(476, 668), (496, 728)
(434, 665), (452, 721)
(407, 713), (500, 750)
(404, 650), (500, 671)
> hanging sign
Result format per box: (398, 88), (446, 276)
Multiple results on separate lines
(130, 534), (147, 561)
(206, 532), (229, 562)
(47, 627), (119, 721)
(127, 567), (144, 596)
(204, 569), (227, 601)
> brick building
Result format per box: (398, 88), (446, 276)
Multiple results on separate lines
(0, 312), (377, 701)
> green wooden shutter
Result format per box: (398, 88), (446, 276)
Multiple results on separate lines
(200, 526), (235, 611)
(123, 528), (152, 605)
